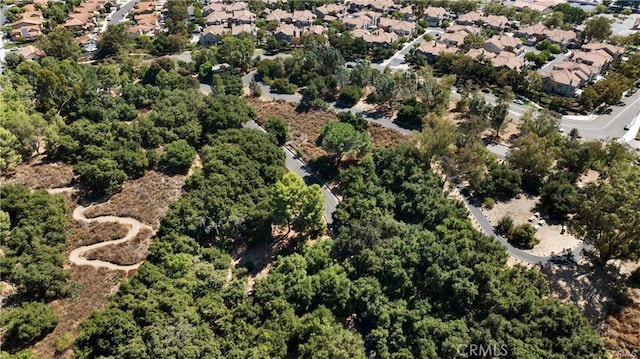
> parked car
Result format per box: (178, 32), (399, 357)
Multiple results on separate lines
(514, 99), (524, 105)
(624, 123), (631, 130)
(481, 87), (490, 93)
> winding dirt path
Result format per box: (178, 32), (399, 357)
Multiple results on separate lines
(47, 187), (154, 271)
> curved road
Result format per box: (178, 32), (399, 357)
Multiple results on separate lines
(47, 188), (153, 271)
(201, 78), (585, 264)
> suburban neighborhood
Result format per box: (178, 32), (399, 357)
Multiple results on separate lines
(1, 0), (640, 358)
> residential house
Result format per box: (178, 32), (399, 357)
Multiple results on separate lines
(233, 10), (255, 25)
(315, 3), (345, 19)
(11, 6), (43, 41)
(491, 51), (528, 70)
(225, 1), (248, 13)
(483, 15), (510, 30)
(203, 2), (225, 16)
(303, 25), (326, 37)
(483, 34), (523, 54)
(543, 68), (590, 96)
(128, 23), (157, 37)
(398, 5), (413, 20)
(18, 45), (44, 60)
(415, 40), (457, 62)
(438, 25), (480, 47)
(343, 16), (371, 30)
(581, 42), (625, 58)
(200, 25), (228, 46)
(274, 23), (298, 41)
(543, 28), (578, 49)
(77, 33), (99, 52)
(369, 0), (395, 13)
(378, 17), (416, 37)
(515, 23), (548, 45)
(206, 11), (227, 26)
(232, 23), (255, 37)
(424, 6), (448, 27)
(133, 1), (156, 16)
(352, 28), (398, 47)
(512, 0), (557, 14)
(571, 49), (614, 74)
(455, 11), (482, 26)
(265, 9), (290, 23)
(291, 10), (316, 27)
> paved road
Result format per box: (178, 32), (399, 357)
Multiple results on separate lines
(561, 91), (640, 141)
(461, 191), (587, 264)
(242, 120), (339, 225)
(107, 0), (140, 26)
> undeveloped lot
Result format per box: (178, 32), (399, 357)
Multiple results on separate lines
(83, 170), (186, 229)
(248, 98), (406, 163)
(2, 156), (75, 189)
(85, 227), (153, 266)
(484, 195), (582, 256)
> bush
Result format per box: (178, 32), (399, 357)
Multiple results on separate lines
(337, 111), (368, 132)
(55, 332), (75, 353)
(161, 139), (196, 173)
(271, 78), (297, 94)
(495, 216), (514, 236)
(483, 197), (496, 209)
(2, 302), (60, 348)
(629, 267), (640, 286)
(74, 158), (128, 196)
(338, 85), (363, 107)
(264, 116), (289, 146)
(508, 223), (539, 249)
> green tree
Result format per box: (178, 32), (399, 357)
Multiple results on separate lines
(582, 16), (612, 42)
(1, 302), (59, 348)
(272, 173), (325, 235)
(74, 158), (128, 196)
(571, 161), (640, 264)
(508, 223), (539, 249)
(410, 113), (458, 167)
(338, 85), (362, 106)
(97, 24), (134, 58)
(507, 133), (554, 193)
(337, 112), (368, 132)
(320, 122), (371, 165)
(265, 116), (289, 146)
(37, 27), (81, 61)
(0, 127), (22, 174)
(161, 139), (196, 173)
(371, 73), (396, 110)
(540, 176), (580, 219)
(552, 3), (586, 24)
(217, 36), (255, 71)
(490, 101), (509, 140)
(496, 216), (514, 236)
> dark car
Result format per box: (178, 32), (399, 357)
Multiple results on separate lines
(481, 87), (490, 93)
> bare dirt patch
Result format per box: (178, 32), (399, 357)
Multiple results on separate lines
(1, 156), (75, 189)
(83, 170), (186, 229)
(484, 195), (582, 256)
(84, 227), (153, 266)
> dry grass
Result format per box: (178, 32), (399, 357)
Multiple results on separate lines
(1, 155), (75, 189)
(31, 266), (129, 359)
(83, 170), (186, 229)
(602, 287), (640, 353)
(84, 227), (153, 266)
(68, 221), (130, 248)
(248, 98), (406, 163)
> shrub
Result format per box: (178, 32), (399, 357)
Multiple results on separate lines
(508, 223), (539, 249)
(264, 116), (289, 146)
(161, 139), (196, 173)
(338, 85), (363, 107)
(1, 302), (60, 348)
(55, 332), (75, 353)
(74, 158), (128, 196)
(495, 216), (514, 236)
(483, 197), (496, 209)
(271, 78), (297, 94)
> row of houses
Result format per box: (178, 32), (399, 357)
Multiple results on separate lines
(543, 42), (625, 96)
(10, 4), (44, 42)
(63, 0), (111, 34)
(128, 0), (163, 38)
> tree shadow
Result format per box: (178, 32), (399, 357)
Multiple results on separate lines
(541, 261), (627, 325)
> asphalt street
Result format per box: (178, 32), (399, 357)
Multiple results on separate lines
(107, 0), (141, 26)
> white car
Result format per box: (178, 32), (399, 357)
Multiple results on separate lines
(538, 219), (547, 226)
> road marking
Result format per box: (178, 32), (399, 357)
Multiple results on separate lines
(563, 95), (640, 131)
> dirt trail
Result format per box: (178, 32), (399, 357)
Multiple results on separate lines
(47, 187), (154, 271)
